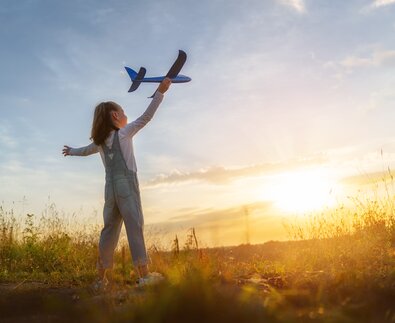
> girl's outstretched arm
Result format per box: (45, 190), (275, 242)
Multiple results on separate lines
(62, 142), (99, 157)
(123, 78), (172, 138)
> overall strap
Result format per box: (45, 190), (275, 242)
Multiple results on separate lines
(102, 130), (130, 179)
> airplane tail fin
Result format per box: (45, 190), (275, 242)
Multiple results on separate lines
(125, 67), (146, 92)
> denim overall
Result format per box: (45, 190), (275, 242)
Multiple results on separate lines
(97, 130), (148, 270)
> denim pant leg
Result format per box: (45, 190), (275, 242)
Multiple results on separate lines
(97, 181), (123, 270)
(114, 175), (148, 267)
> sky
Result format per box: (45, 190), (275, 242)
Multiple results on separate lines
(1, 0), (395, 247)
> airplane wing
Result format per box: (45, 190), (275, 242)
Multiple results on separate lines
(148, 50), (188, 98)
(166, 50), (187, 79)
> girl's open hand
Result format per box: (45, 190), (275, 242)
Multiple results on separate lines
(157, 77), (172, 94)
(62, 145), (72, 156)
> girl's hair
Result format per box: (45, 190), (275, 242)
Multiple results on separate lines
(90, 101), (121, 146)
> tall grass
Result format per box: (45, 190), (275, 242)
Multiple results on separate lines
(0, 203), (100, 283)
(283, 195), (395, 274)
(0, 192), (394, 322)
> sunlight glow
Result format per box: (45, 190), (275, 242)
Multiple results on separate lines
(264, 169), (338, 214)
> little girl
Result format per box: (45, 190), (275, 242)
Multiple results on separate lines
(63, 78), (171, 290)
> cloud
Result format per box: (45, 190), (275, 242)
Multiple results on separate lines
(278, 0), (306, 13)
(145, 156), (326, 187)
(166, 201), (273, 226)
(370, 0), (395, 8)
(144, 201), (284, 246)
(324, 48), (395, 81)
(340, 49), (395, 68)
(361, 0), (395, 12)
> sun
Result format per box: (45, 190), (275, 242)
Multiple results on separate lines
(264, 168), (337, 214)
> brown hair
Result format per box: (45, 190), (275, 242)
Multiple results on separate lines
(90, 101), (121, 146)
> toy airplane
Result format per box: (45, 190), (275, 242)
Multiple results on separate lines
(125, 50), (191, 97)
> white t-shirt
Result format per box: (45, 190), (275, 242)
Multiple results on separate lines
(69, 91), (164, 172)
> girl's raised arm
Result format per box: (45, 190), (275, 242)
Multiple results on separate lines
(62, 142), (99, 157)
(123, 78), (171, 138)
(123, 92), (164, 138)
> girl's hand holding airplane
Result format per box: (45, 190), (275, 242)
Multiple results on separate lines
(157, 77), (172, 94)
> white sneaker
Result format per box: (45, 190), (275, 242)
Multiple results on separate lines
(136, 272), (165, 287)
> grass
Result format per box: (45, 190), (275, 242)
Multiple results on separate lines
(0, 194), (394, 322)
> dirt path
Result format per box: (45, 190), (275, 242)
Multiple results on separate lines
(0, 277), (269, 322)
(0, 281), (145, 322)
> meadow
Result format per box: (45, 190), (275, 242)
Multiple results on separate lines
(0, 194), (394, 322)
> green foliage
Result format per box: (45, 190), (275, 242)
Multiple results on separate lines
(0, 205), (98, 283)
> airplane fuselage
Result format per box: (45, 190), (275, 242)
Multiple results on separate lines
(139, 75), (191, 83)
